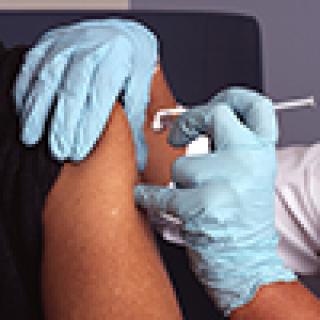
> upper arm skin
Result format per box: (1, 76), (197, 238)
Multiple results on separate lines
(41, 102), (182, 320)
(141, 64), (186, 186)
(230, 281), (320, 320)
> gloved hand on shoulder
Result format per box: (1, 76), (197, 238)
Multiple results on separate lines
(13, 18), (158, 172)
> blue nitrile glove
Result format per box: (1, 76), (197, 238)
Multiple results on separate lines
(134, 87), (297, 316)
(13, 18), (158, 172)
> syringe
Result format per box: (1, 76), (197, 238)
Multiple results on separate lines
(152, 95), (316, 158)
(152, 96), (316, 132)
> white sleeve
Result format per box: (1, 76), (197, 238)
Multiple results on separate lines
(275, 143), (320, 274)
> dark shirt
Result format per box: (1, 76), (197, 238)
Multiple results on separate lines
(0, 42), (63, 320)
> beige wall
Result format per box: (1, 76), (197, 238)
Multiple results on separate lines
(0, 0), (128, 9)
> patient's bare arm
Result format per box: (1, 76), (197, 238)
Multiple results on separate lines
(42, 102), (182, 320)
(41, 62), (320, 320)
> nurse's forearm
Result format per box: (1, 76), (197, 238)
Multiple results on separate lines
(42, 102), (182, 320)
(230, 281), (320, 320)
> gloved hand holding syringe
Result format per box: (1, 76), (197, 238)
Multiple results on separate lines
(135, 87), (308, 316)
(147, 92), (316, 246)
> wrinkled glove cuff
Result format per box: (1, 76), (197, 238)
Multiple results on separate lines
(187, 227), (298, 317)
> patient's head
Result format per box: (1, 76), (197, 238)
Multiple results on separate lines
(139, 64), (186, 186)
